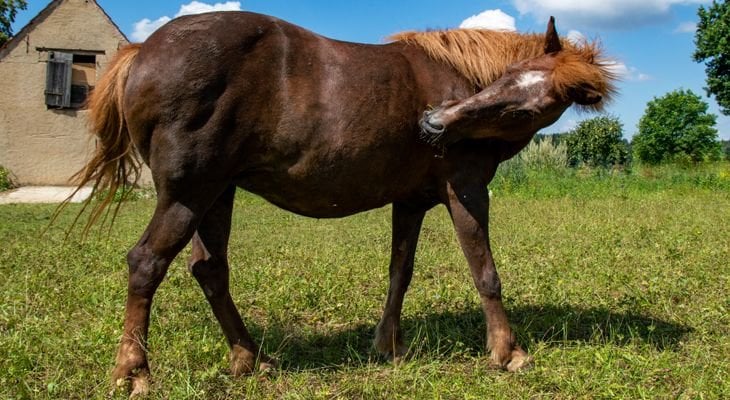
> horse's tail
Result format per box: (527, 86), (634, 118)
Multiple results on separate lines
(64, 44), (143, 234)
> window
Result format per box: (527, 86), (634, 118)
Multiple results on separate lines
(45, 51), (96, 109)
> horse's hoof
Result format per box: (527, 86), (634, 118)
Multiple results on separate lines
(391, 351), (408, 366)
(488, 343), (533, 372)
(258, 359), (277, 375)
(230, 344), (277, 377)
(110, 364), (151, 398)
(374, 341), (409, 364)
(110, 373), (150, 398)
(230, 347), (255, 376)
(505, 349), (533, 372)
(374, 326), (409, 363)
(129, 375), (151, 398)
(490, 347), (533, 372)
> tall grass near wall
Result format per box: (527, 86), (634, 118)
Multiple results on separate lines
(0, 166), (14, 192)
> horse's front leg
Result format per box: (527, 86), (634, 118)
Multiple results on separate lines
(374, 203), (426, 361)
(445, 180), (532, 371)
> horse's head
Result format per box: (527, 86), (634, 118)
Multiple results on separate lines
(420, 17), (617, 145)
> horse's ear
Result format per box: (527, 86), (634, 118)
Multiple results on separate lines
(544, 16), (562, 54)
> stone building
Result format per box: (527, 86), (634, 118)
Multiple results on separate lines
(0, 0), (128, 185)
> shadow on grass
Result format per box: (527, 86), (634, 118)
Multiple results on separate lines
(254, 304), (692, 372)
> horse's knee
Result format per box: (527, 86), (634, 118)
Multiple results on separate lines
(126, 246), (169, 296)
(474, 268), (502, 299)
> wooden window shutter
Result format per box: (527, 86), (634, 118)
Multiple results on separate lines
(45, 51), (73, 108)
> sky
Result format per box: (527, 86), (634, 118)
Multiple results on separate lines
(11, 0), (730, 140)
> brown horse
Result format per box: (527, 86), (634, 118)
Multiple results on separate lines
(73, 11), (616, 395)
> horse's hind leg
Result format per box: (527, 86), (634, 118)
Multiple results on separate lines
(111, 186), (224, 395)
(188, 186), (274, 375)
(375, 203), (426, 361)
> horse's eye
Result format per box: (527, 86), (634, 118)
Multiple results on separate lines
(511, 109), (535, 119)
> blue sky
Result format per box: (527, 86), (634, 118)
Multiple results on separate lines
(12, 1), (730, 139)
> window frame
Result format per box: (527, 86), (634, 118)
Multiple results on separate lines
(42, 48), (104, 110)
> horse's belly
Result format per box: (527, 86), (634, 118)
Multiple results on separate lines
(240, 184), (391, 218)
(271, 196), (386, 219)
(236, 169), (405, 218)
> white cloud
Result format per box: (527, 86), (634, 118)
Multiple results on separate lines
(675, 21), (697, 33)
(512, 0), (710, 29)
(131, 17), (171, 42)
(566, 29), (586, 44)
(605, 61), (652, 81)
(175, 1), (242, 17)
(131, 1), (242, 42)
(605, 61), (629, 76)
(460, 9), (517, 31)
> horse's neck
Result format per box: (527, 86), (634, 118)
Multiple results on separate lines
(498, 137), (534, 162)
(390, 30), (545, 89)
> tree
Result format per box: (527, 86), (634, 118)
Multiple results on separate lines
(0, 0), (27, 46)
(633, 89), (722, 164)
(721, 139), (730, 160)
(694, 0), (730, 115)
(564, 115), (629, 167)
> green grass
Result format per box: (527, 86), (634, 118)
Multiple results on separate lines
(1, 166), (729, 399)
(492, 161), (730, 198)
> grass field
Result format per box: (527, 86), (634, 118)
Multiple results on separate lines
(1, 165), (729, 399)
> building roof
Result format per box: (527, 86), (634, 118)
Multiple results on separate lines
(0, 0), (128, 60)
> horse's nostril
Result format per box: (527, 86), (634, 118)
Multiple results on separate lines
(418, 117), (447, 147)
(420, 118), (445, 134)
(430, 122), (445, 132)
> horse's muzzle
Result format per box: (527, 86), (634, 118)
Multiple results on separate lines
(419, 111), (446, 146)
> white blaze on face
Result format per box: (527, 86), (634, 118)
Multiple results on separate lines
(516, 71), (546, 89)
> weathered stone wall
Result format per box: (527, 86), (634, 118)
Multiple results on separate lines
(0, 0), (137, 185)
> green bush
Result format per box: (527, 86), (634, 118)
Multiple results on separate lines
(564, 115), (630, 167)
(0, 166), (14, 192)
(493, 138), (569, 193)
(518, 138), (569, 170)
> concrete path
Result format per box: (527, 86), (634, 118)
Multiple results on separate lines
(0, 186), (92, 205)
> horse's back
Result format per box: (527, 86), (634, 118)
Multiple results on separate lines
(124, 12), (287, 131)
(124, 11), (418, 149)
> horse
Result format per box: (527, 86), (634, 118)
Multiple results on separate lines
(72, 11), (616, 395)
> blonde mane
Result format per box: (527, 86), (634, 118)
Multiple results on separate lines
(390, 29), (617, 110)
